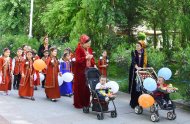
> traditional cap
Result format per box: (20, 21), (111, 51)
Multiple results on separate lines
(80, 34), (90, 44)
(49, 46), (57, 52)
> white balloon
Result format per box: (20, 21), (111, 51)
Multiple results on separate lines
(107, 81), (119, 94)
(39, 73), (45, 82)
(62, 72), (74, 82)
(158, 67), (172, 80)
(34, 73), (37, 81)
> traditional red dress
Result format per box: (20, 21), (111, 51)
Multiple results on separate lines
(33, 55), (40, 86)
(19, 60), (34, 97)
(73, 44), (95, 108)
(45, 57), (60, 99)
(0, 57), (12, 91)
(98, 56), (108, 77)
(13, 56), (24, 75)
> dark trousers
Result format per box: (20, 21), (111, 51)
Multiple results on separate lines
(13, 74), (21, 89)
(42, 74), (46, 88)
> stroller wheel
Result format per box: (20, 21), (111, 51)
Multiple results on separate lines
(111, 111), (117, 118)
(83, 107), (89, 113)
(97, 113), (104, 120)
(167, 112), (176, 120)
(150, 106), (156, 113)
(150, 113), (159, 122)
(135, 106), (143, 114)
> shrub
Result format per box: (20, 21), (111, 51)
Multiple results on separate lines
(0, 34), (40, 57)
(147, 48), (166, 71)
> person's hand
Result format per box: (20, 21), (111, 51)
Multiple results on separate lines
(22, 73), (25, 78)
(86, 55), (90, 59)
(89, 54), (93, 59)
(59, 72), (62, 76)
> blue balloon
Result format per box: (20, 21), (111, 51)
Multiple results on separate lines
(143, 77), (157, 91)
(158, 67), (172, 80)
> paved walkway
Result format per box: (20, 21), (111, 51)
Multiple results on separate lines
(0, 88), (190, 124)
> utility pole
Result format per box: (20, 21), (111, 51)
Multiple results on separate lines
(29, 0), (34, 38)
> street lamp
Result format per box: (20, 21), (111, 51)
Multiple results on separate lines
(29, 0), (34, 38)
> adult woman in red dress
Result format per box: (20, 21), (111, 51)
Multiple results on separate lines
(0, 48), (12, 95)
(73, 34), (96, 108)
(19, 50), (35, 100)
(45, 46), (61, 102)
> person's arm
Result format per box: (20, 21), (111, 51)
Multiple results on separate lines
(75, 47), (86, 64)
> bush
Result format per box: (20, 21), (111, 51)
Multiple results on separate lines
(0, 34), (40, 57)
(110, 43), (133, 70)
(147, 48), (166, 71)
(50, 38), (78, 58)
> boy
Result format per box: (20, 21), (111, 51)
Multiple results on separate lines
(96, 76), (115, 102)
(13, 48), (24, 90)
(154, 77), (178, 108)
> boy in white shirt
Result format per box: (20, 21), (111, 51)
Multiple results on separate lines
(96, 76), (115, 102)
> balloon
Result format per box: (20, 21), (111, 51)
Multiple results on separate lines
(138, 94), (155, 108)
(34, 73), (37, 81)
(39, 73), (45, 82)
(107, 81), (119, 94)
(33, 59), (47, 71)
(62, 72), (74, 82)
(158, 67), (172, 80)
(143, 77), (157, 91)
(58, 75), (64, 86)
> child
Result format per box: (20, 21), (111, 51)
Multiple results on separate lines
(13, 48), (24, 90)
(95, 76), (115, 102)
(41, 50), (49, 88)
(59, 52), (73, 97)
(19, 50), (35, 100)
(0, 48), (12, 95)
(32, 49), (40, 90)
(45, 46), (61, 102)
(98, 50), (109, 77)
(154, 77), (178, 108)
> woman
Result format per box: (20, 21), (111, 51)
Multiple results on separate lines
(38, 35), (51, 58)
(19, 50), (35, 100)
(45, 46), (61, 102)
(0, 48), (12, 95)
(73, 34), (96, 108)
(129, 40), (148, 108)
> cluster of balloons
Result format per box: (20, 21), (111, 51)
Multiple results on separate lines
(33, 59), (47, 71)
(58, 72), (74, 86)
(138, 67), (172, 108)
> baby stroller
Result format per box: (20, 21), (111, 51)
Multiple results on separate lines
(82, 68), (117, 120)
(134, 68), (176, 122)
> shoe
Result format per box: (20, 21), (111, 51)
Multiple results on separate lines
(34, 86), (37, 90)
(31, 97), (35, 101)
(51, 99), (57, 102)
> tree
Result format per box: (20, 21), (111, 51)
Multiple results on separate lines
(0, 0), (29, 35)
